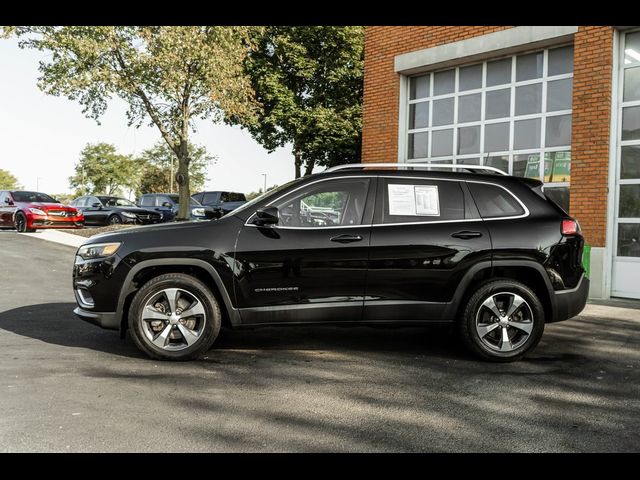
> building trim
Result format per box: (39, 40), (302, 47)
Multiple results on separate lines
(394, 26), (579, 74)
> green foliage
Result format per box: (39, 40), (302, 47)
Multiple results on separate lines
(246, 184), (279, 201)
(304, 191), (344, 210)
(236, 26), (364, 178)
(69, 143), (139, 196)
(137, 141), (215, 195)
(6, 26), (259, 219)
(0, 169), (21, 189)
(52, 193), (74, 204)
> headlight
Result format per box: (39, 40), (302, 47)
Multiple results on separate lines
(192, 208), (205, 216)
(121, 211), (137, 218)
(77, 242), (122, 260)
(29, 208), (46, 215)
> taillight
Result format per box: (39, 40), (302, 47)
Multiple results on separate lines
(562, 219), (579, 235)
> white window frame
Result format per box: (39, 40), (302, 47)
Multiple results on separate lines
(402, 45), (574, 196)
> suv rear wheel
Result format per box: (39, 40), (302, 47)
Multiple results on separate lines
(128, 273), (221, 360)
(459, 279), (545, 362)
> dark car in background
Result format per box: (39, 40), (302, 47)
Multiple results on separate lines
(73, 163), (589, 362)
(137, 193), (216, 221)
(192, 191), (247, 217)
(0, 190), (84, 232)
(71, 195), (162, 226)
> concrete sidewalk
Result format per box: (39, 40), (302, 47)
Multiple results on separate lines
(22, 229), (86, 248)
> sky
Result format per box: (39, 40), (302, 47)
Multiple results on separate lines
(0, 36), (298, 197)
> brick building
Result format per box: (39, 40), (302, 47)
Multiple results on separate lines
(362, 26), (640, 299)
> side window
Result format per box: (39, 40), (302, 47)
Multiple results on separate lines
(467, 182), (525, 218)
(203, 192), (219, 204)
(382, 178), (465, 224)
(273, 178), (370, 228)
(87, 197), (99, 206)
(157, 196), (172, 207)
(0, 192), (6, 204)
(139, 195), (152, 207)
(73, 197), (84, 207)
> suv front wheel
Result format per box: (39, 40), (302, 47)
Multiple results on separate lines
(128, 273), (221, 360)
(459, 279), (545, 362)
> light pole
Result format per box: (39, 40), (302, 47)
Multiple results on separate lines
(36, 177), (43, 191)
(261, 173), (267, 193)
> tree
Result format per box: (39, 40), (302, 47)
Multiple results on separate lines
(235, 26), (364, 178)
(245, 184), (278, 201)
(69, 143), (138, 196)
(0, 169), (21, 189)
(5, 26), (258, 219)
(137, 141), (215, 195)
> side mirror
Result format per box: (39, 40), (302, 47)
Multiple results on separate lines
(4, 197), (10, 204)
(91, 202), (102, 208)
(162, 202), (172, 208)
(253, 207), (279, 226)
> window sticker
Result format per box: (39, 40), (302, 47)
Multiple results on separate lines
(387, 184), (441, 216)
(415, 185), (440, 215)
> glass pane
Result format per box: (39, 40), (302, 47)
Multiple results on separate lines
(516, 52), (543, 81)
(515, 83), (542, 115)
(624, 32), (640, 65)
(459, 64), (482, 91)
(624, 67), (640, 102)
(513, 153), (542, 179)
(408, 132), (428, 159)
(484, 122), (510, 152)
(485, 88), (511, 120)
(431, 129), (453, 157)
(544, 151), (571, 182)
(409, 102), (429, 129)
(457, 157), (480, 165)
(618, 224), (640, 257)
(458, 93), (481, 123)
(429, 159), (453, 172)
(622, 106), (640, 141)
(434, 69), (455, 95)
(432, 97), (454, 126)
(621, 145), (640, 179)
(548, 46), (574, 76)
(547, 78), (573, 111)
(458, 125), (480, 154)
(487, 58), (512, 86)
(514, 118), (541, 150)
(485, 155), (509, 174)
(545, 114), (572, 147)
(619, 184), (640, 217)
(545, 187), (570, 213)
(410, 75), (430, 100)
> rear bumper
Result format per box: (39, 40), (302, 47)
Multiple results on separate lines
(74, 307), (119, 330)
(550, 273), (590, 323)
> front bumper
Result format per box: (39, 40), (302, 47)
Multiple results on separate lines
(74, 307), (119, 330)
(30, 215), (84, 229)
(551, 273), (590, 323)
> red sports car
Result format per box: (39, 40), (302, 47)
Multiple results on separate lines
(0, 190), (84, 232)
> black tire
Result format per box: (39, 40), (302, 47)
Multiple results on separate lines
(458, 279), (545, 362)
(15, 212), (36, 233)
(128, 273), (221, 361)
(108, 214), (122, 225)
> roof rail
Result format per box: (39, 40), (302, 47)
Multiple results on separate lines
(324, 163), (508, 176)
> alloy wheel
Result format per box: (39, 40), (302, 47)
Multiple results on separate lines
(475, 292), (534, 352)
(140, 288), (206, 351)
(15, 214), (26, 232)
(109, 215), (122, 225)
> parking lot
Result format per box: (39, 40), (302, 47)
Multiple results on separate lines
(1, 231), (639, 452)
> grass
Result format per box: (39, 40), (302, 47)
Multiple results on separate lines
(67, 224), (138, 238)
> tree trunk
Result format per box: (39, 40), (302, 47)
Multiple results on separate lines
(303, 159), (315, 177)
(294, 149), (302, 179)
(176, 140), (191, 221)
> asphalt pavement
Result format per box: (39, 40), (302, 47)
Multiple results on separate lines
(0, 230), (639, 452)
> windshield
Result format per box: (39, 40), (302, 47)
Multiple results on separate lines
(168, 194), (200, 205)
(98, 196), (136, 207)
(12, 191), (59, 203)
(229, 178), (301, 217)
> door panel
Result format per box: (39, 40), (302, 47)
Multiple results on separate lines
(364, 177), (492, 321)
(233, 177), (374, 324)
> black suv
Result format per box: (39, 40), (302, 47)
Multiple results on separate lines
(71, 195), (162, 226)
(72, 164), (589, 362)
(192, 191), (247, 216)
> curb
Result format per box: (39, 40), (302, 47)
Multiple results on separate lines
(22, 229), (86, 248)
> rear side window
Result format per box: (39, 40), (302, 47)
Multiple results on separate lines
(221, 192), (245, 202)
(382, 178), (465, 224)
(139, 196), (153, 207)
(467, 182), (525, 218)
